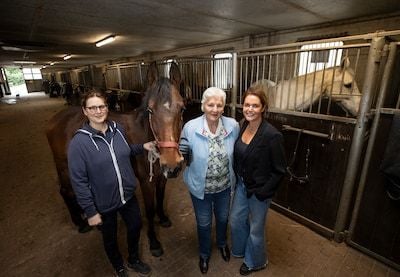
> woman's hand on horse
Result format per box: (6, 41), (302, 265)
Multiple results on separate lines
(144, 141), (157, 152)
(88, 213), (102, 226)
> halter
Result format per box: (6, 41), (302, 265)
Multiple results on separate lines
(146, 107), (181, 182)
(147, 107), (180, 149)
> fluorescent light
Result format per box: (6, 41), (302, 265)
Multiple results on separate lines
(13, 61), (36, 64)
(96, 35), (115, 47)
(63, 54), (72, 60)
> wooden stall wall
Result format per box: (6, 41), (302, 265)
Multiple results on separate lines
(25, 80), (43, 93)
(232, 33), (392, 241)
(346, 42), (400, 270)
(267, 113), (356, 236)
(349, 113), (400, 270)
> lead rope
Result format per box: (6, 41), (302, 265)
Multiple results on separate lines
(147, 109), (160, 182)
(148, 146), (160, 182)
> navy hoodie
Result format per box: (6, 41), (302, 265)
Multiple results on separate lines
(68, 120), (144, 218)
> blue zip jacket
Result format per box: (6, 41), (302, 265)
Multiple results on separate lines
(180, 115), (239, 199)
(68, 120), (144, 218)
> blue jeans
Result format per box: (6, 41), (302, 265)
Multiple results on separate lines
(190, 188), (231, 259)
(230, 179), (271, 269)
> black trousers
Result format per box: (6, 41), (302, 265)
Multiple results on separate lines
(98, 195), (142, 271)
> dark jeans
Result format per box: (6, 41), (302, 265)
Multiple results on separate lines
(98, 195), (142, 271)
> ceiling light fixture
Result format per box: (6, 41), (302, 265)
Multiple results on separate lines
(95, 35), (116, 47)
(63, 54), (72, 60)
(13, 61), (36, 64)
(50, 62), (55, 66)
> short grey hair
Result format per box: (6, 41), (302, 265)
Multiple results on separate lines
(201, 87), (226, 112)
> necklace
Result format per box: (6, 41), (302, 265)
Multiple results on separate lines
(246, 121), (261, 133)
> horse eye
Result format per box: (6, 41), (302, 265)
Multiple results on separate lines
(344, 83), (352, 89)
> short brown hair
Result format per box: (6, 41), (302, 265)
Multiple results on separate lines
(81, 90), (107, 107)
(243, 83), (268, 111)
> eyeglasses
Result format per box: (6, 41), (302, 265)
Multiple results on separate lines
(85, 104), (108, 113)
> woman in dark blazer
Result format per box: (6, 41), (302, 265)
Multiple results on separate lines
(230, 84), (286, 275)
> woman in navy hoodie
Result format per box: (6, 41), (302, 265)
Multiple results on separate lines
(68, 90), (154, 277)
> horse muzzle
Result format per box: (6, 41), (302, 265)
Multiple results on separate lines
(161, 162), (183, 178)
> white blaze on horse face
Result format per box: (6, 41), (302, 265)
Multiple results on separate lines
(163, 101), (171, 110)
(156, 96), (184, 169)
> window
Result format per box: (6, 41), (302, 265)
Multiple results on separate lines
(298, 42), (343, 75)
(213, 53), (232, 90)
(22, 68), (42, 80)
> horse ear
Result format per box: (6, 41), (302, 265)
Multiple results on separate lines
(340, 57), (350, 71)
(147, 61), (159, 87)
(169, 62), (182, 88)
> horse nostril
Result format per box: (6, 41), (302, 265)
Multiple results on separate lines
(161, 164), (182, 179)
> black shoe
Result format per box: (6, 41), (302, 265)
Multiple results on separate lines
(115, 267), (129, 277)
(127, 259), (152, 276)
(239, 263), (266, 275)
(219, 245), (230, 262)
(199, 257), (209, 274)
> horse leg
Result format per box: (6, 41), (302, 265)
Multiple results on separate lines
(59, 187), (92, 233)
(140, 179), (164, 257)
(156, 177), (172, 227)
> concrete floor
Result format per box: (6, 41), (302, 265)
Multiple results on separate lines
(0, 92), (399, 277)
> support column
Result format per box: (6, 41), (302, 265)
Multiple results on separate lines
(333, 36), (386, 242)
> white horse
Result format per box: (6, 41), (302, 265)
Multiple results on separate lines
(253, 58), (362, 116)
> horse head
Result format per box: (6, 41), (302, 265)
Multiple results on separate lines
(323, 57), (362, 116)
(265, 57), (362, 116)
(144, 62), (185, 178)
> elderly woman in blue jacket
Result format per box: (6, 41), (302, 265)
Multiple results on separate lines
(68, 90), (154, 277)
(180, 87), (239, 274)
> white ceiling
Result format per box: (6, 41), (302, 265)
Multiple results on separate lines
(1, 0), (399, 69)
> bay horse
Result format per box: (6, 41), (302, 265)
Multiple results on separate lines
(46, 62), (185, 257)
(258, 57), (362, 116)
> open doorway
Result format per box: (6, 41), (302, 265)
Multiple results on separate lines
(3, 67), (28, 96)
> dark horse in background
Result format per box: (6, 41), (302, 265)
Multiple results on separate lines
(46, 62), (185, 257)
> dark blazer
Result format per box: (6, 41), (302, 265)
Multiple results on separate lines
(234, 119), (287, 201)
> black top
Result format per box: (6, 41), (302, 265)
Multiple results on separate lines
(234, 137), (248, 177)
(234, 119), (287, 201)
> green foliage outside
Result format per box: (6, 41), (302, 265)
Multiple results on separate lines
(5, 68), (24, 87)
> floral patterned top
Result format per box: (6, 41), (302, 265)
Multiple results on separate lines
(204, 119), (230, 193)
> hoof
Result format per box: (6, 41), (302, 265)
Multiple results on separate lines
(149, 238), (164, 257)
(150, 246), (164, 257)
(159, 217), (172, 228)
